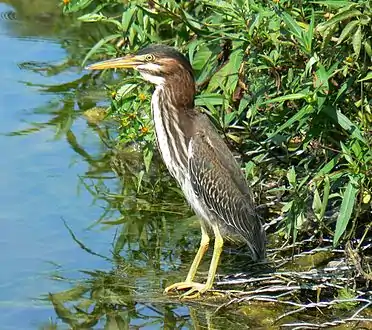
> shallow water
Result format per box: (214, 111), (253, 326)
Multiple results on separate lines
(0, 1), (268, 329)
(0, 1), (118, 328)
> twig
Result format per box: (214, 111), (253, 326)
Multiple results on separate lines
(212, 238), (371, 328)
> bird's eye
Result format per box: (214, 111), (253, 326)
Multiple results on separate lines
(144, 54), (155, 62)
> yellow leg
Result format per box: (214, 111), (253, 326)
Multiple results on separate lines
(203, 224), (223, 290)
(164, 225), (210, 293)
(164, 224), (224, 299)
(186, 225), (210, 282)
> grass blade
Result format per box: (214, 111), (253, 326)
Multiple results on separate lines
(82, 34), (122, 67)
(352, 25), (362, 58)
(268, 104), (314, 139)
(317, 8), (362, 31)
(333, 177), (359, 246)
(323, 107), (367, 144)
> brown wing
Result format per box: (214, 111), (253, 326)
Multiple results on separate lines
(188, 114), (266, 261)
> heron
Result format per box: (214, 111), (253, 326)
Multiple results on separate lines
(86, 44), (266, 298)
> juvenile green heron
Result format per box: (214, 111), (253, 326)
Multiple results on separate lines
(87, 45), (266, 298)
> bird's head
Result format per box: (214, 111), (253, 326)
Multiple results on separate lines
(86, 44), (194, 87)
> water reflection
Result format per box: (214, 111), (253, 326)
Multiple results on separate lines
(40, 138), (273, 329)
(44, 226), (260, 330)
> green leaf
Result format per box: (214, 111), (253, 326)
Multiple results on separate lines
(311, 1), (352, 9)
(317, 9), (362, 31)
(263, 93), (308, 104)
(268, 105), (314, 139)
(64, 0), (95, 12)
(78, 13), (105, 22)
(304, 55), (319, 77)
(315, 64), (329, 90)
(333, 177), (359, 246)
(49, 293), (79, 327)
(323, 107), (367, 144)
(192, 46), (215, 83)
(179, 8), (206, 34)
(321, 176), (330, 219)
(287, 166), (296, 187)
(136, 170), (145, 192)
(350, 140), (362, 161)
(312, 186), (322, 218)
(337, 20), (359, 44)
(352, 25), (362, 58)
(262, 93), (308, 104)
(282, 200), (294, 213)
(302, 9), (315, 54)
(335, 75), (356, 102)
(208, 49), (244, 94)
(224, 112), (238, 126)
(340, 141), (354, 165)
(143, 146), (153, 172)
(187, 40), (203, 65)
(82, 34), (122, 67)
(115, 84), (138, 100)
(121, 6), (137, 32)
(281, 12), (303, 39)
(50, 285), (89, 301)
(364, 40), (372, 57)
(321, 23), (337, 48)
(195, 93), (226, 106)
(357, 72), (372, 82)
(315, 155), (341, 179)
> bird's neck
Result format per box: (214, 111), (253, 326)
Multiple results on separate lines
(153, 74), (196, 141)
(151, 74), (195, 178)
(160, 72), (195, 110)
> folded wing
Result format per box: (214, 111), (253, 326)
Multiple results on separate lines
(188, 114), (266, 261)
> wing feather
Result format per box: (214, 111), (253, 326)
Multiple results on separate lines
(188, 114), (266, 261)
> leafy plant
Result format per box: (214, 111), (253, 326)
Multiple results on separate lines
(62, 0), (372, 248)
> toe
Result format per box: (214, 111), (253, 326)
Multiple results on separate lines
(164, 281), (212, 298)
(164, 281), (192, 293)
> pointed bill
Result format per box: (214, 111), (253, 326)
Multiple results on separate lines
(85, 55), (141, 70)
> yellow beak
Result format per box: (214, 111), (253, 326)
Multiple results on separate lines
(85, 55), (141, 70)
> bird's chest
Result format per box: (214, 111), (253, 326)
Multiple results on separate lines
(151, 89), (210, 223)
(151, 92), (184, 183)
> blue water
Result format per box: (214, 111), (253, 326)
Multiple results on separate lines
(0, 3), (117, 328)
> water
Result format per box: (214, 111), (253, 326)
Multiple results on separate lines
(0, 1), (259, 329)
(0, 1), (118, 328)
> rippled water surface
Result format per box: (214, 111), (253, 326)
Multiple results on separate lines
(0, 1), (118, 328)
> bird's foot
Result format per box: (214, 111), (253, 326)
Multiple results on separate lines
(164, 281), (211, 299)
